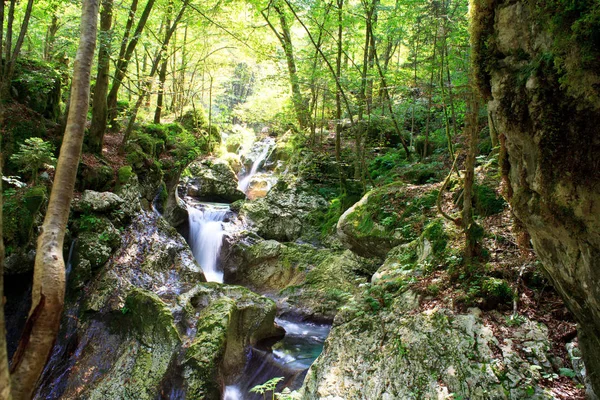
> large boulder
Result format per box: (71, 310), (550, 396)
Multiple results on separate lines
(240, 180), (328, 242)
(473, 0), (600, 393)
(337, 183), (439, 258)
(302, 292), (560, 399)
(221, 234), (375, 321)
(35, 214), (282, 400)
(74, 190), (125, 213)
(183, 158), (245, 203)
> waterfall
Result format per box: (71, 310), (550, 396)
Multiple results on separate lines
(238, 138), (275, 193)
(188, 203), (229, 283)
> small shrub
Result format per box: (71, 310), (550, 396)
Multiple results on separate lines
(10, 137), (56, 183)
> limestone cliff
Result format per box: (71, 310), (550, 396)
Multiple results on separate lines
(472, 0), (600, 393)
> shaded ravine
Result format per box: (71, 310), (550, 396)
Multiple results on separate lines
(186, 138), (331, 399)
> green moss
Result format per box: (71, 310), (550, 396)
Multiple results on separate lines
(473, 184), (506, 216)
(183, 297), (233, 399)
(123, 288), (180, 343)
(2, 186), (46, 252)
(118, 166), (133, 184)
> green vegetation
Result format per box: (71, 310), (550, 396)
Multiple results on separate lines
(10, 138), (56, 184)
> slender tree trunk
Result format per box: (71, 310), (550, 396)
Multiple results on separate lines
(43, 14), (59, 61)
(2, 0), (34, 99)
(4, 0), (15, 79)
(123, 2), (187, 144)
(89, 0), (113, 155)
(463, 90), (480, 260)
(423, 18), (439, 159)
(9, 2), (98, 398)
(154, 2), (173, 124)
(0, 140), (12, 399)
(410, 18), (421, 148)
(106, 0), (156, 128)
(262, 4), (310, 130)
(368, 19), (411, 158)
(335, 0), (346, 190)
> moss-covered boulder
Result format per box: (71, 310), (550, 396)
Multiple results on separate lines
(70, 215), (121, 288)
(183, 158), (245, 203)
(12, 59), (62, 122)
(2, 185), (47, 274)
(182, 284), (282, 399)
(74, 190), (125, 213)
(240, 179), (328, 242)
(302, 294), (559, 399)
(222, 238), (328, 293)
(337, 183), (439, 259)
(36, 214), (282, 400)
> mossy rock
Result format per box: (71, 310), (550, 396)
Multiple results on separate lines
(78, 163), (114, 192)
(372, 219), (448, 287)
(473, 184), (506, 216)
(1, 185), (46, 255)
(117, 166), (133, 185)
(337, 183), (439, 258)
(12, 58), (62, 121)
(123, 288), (180, 343)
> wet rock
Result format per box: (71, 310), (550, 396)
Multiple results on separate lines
(182, 284), (283, 399)
(240, 179), (328, 242)
(183, 158), (245, 203)
(36, 214), (282, 400)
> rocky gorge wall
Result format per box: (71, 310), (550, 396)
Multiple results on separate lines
(472, 0), (600, 393)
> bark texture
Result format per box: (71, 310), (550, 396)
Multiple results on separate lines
(9, 1), (99, 397)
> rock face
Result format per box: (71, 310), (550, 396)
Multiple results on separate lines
(337, 183), (439, 258)
(302, 293), (560, 400)
(183, 158), (246, 203)
(473, 0), (600, 392)
(35, 214), (282, 400)
(221, 234), (375, 321)
(241, 180), (328, 242)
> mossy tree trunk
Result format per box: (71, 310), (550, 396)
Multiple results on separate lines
(8, 1), (99, 398)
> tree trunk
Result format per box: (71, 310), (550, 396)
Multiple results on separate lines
(43, 14), (59, 61)
(8, 1), (98, 398)
(2, 0), (34, 99)
(123, 3), (187, 144)
(154, 1), (173, 124)
(0, 139), (12, 399)
(89, 0), (113, 155)
(335, 0), (346, 190)
(262, 3), (310, 130)
(106, 0), (156, 129)
(463, 90), (480, 260)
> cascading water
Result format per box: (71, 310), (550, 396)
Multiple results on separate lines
(225, 318), (331, 399)
(188, 203), (230, 283)
(238, 138), (276, 193)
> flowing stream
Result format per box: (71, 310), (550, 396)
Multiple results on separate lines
(238, 137), (276, 194)
(184, 137), (331, 399)
(187, 202), (230, 283)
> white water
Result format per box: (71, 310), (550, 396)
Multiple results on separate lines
(223, 385), (242, 400)
(238, 138), (276, 193)
(188, 203), (230, 283)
